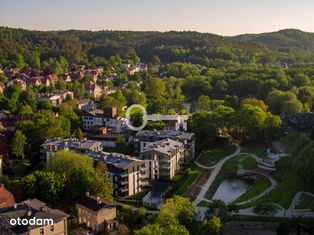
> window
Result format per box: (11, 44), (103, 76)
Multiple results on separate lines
(50, 225), (54, 232)
(40, 228), (44, 235)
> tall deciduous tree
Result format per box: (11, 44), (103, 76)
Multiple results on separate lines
(11, 130), (27, 159)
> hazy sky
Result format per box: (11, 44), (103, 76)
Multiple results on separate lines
(1, 0), (314, 36)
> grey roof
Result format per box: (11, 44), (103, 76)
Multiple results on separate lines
(141, 138), (183, 155)
(42, 138), (102, 151)
(136, 129), (194, 141)
(75, 194), (116, 212)
(88, 151), (144, 169)
(0, 199), (69, 231)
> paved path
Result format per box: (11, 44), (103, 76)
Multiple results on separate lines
(193, 144), (241, 205)
(236, 169), (277, 205)
(289, 191), (314, 211)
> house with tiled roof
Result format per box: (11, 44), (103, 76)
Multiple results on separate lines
(0, 198), (69, 234)
(0, 184), (15, 209)
(75, 193), (118, 233)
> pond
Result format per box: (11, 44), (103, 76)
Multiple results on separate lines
(212, 178), (250, 203)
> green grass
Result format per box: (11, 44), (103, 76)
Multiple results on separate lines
(173, 166), (202, 196)
(125, 190), (149, 200)
(296, 194), (314, 210)
(223, 154), (256, 171)
(235, 177), (271, 203)
(197, 149), (228, 167)
(239, 156), (303, 209)
(263, 156), (301, 209)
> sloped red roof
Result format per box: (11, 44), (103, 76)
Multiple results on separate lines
(0, 185), (15, 208)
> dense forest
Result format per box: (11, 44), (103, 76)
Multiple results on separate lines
(2, 27), (314, 67)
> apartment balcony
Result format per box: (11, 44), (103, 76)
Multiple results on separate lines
(119, 187), (128, 193)
(119, 180), (128, 186)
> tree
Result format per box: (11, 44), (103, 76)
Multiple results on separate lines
(47, 150), (113, 201)
(26, 51), (41, 69)
(144, 77), (165, 100)
(208, 216), (222, 235)
(157, 196), (197, 231)
(206, 200), (229, 221)
(21, 171), (65, 202)
(241, 98), (268, 112)
(55, 77), (66, 90)
(10, 130), (27, 159)
(197, 95), (211, 110)
(134, 224), (189, 235)
(37, 100), (52, 110)
(19, 104), (33, 118)
(294, 141), (314, 189)
(75, 128), (84, 140)
(253, 201), (277, 216)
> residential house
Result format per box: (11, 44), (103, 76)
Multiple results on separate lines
(140, 138), (184, 180)
(7, 78), (26, 90)
(75, 194), (119, 232)
(88, 151), (148, 196)
(0, 184), (15, 208)
(84, 81), (102, 98)
(0, 82), (5, 94)
(82, 107), (126, 133)
(37, 91), (74, 106)
(0, 199), (69, 235)
(27, 76), (43, 87)
(41, 138), (103, 162)
(84, 127), (131, 148)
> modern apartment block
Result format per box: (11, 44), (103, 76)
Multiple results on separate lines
(134, 129), (195, 160)
(88, 151), (148, 196)
(140, 138), (184, 180)
(0, 199), (69, 235)
(41, 137), (103, 162)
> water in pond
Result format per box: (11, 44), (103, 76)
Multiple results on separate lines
(212, 178), (250, 203)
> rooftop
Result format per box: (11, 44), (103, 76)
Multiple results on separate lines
(88, 151), (144, 169)
(75, 194), (116, 212)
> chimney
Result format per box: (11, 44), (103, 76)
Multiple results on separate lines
(97, 197), (101, 205)
(27, 209), (32, 217)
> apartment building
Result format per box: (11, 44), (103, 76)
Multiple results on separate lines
(88, 151), (148, 196)
(41, 138), (103, 162)
(134, 129), (195, 160)
(140, 138), (184, 180)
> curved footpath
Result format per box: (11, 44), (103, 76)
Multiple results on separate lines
(193, 144), (241, 205)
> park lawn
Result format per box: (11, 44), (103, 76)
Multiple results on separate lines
(197, 149), (228, 167)
(296, 194), (314, 210)
(264, 156), (302, 209)
(240, 157), (302, 209)
(235, 177), (271, 203)
(223, 154), (256, 172)
(173, 166), (202, 196)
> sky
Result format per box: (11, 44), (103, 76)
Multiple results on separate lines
(1, 0), (314, 36)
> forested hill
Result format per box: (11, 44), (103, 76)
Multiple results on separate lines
(1, 26), (314, 67)
(234, 29), (314, 51)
